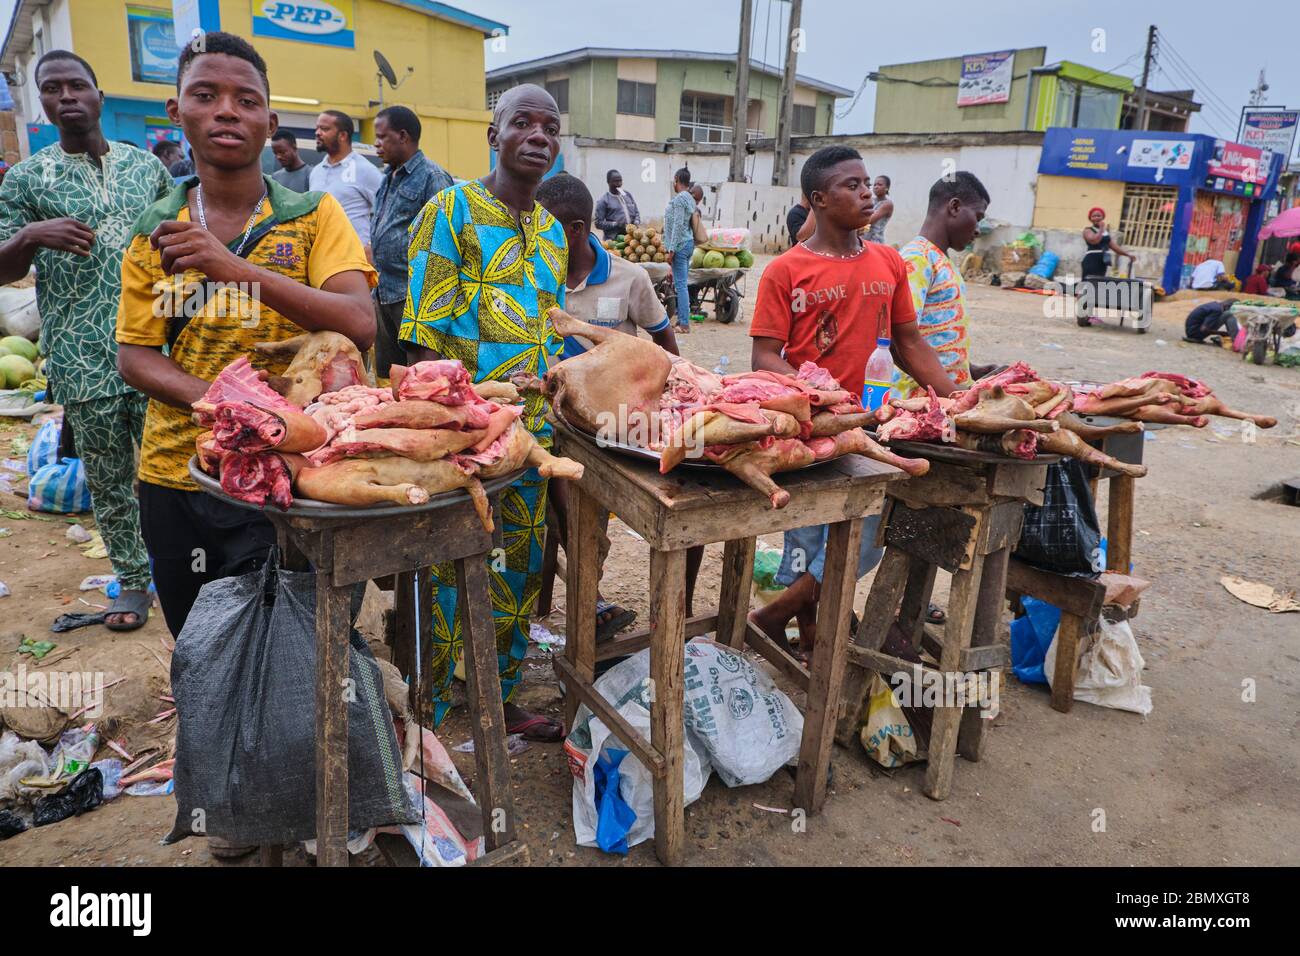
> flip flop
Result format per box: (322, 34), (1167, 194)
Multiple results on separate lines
(926, 603), (946, 625)
(596, 600), (636, 643)
(507, 714), (565, 742)
(105, 589), (151, 632)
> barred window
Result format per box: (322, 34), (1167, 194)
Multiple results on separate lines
(1119, 184), (1178, 250)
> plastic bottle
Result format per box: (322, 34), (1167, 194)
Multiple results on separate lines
(712, 354), (730, 376)
(862, 338), (894, 411)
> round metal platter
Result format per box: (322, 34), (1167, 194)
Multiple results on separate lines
(188, 457), (523, 519)
(566, 423), (820, 471)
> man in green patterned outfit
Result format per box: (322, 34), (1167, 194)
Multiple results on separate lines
(0, 51), (173, 630)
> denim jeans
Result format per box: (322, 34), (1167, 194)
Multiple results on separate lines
(775, 515), (884, 587)
(672, 238), (694, 326)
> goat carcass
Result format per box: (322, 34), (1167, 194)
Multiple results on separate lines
(212, 402), (328, 453)
(704, 438), (815, 509)
(954, 429), (1040, 460)
(1173, 395), (1276, 429)
(294, 457), (494, 529)
(313, 426), (487, 464)
(544, 307), (672, 435)
(257, 331), (366, 406)
(805, 428), (930, 477)
(877, 387), (956, 443)
(1055, 411), (1143, 442)
(657, 407), (799, 472)
(462, 420), (586, 481)
(1036, 429), (1148, 477)
(952, 386), (1059, 435)
(352, 399), (492, 432)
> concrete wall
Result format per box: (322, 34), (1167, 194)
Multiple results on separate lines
(873, 48), (1046, 134)
(1032, 174), (1126, 230)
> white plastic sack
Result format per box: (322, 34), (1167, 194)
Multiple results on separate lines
(0, 286), (39, 341)
(0, 730), (52, 807)
(1045, 617), (1152, 715)
(682, 640), (804, 786)
(700, 227), (751, 252)
(565, 650), (711, 851)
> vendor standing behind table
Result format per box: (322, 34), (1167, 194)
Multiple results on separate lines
(310, 109), (383, 257)
(0, 50), (175, 632)
(369, 105), (452, 378)
(864, 174), (894, 243)
(401, 83), (568, 742)
(115, 32), (377, 639)
(747, 146), (957, 662)
(892, 172), (994, 400)
(663, 167), (697, 335)
(269, 128), (313, 192)
(1081, 206), (1134, 279)
(593, 168), (640, 241)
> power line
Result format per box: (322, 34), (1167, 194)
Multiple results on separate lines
(1157, 37), (1240, 120)
(1154, 58), (1238, 133)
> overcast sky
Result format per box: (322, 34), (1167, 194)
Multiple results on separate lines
(2, 0), (1292, 151)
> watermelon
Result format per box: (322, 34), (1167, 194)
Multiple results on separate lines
(702, 250), (725, 268)
(0, 337), (36, 361)
(0, 355), (36, 389)
(737, 249), (754, 268)
(723, 254), (741, 269)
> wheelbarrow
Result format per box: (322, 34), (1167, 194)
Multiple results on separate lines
(1234, 301), (1299, 366)
(653, 267), (747, 324)
(1062, 259), (1154, 333)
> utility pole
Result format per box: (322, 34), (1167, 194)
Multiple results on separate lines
(771, 0), (802, 186)
(728, 0), (753, 182)
(1135, 24), (1156, 131)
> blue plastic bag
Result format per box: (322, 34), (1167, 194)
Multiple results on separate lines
(28, 456), (92, 513)
(1010, 596), (1061, 685)
(26, 418), (61, 476)
(593, 749), (637, 855)
(1028, 251), (1059, 279)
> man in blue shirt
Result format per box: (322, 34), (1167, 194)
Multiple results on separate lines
(370, 105), (453, 376)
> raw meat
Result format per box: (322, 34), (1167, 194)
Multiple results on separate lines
(1172, 395), (1276, 428)
(1139, 371), (1212, 399)
(1036, 429), (1149, 477)
(953, 428), (1039, 460)
(657, 408), (799, 472)
(257, 331), (366, 406)
(704, 438), (814, 509)
(469, 404), (525, 453)
(805, 428), (930, 476)
(212, 402), (327, 453)
(390, 360), (477, 405)
(315, 426), (487, 464)
(351, 400), (492, 432)
(1055, 412), (1143, 442)
(544, 307), (672, 435)
(192, 356), (294, 422)
(219, 451), (307, 511)
(1072, 390), (1176, 417)
(472, 380), (521, 404)
(877, 387), (956, 443)
(1128, 406), (1208, 427)
(474, 421), (586, 481)
(195, 431), (221, 476)
(295, 457), (491, 529)
(952, 387), (1059, 434)
(809, 409), (876, 437)
(949, 362), (1041, 412)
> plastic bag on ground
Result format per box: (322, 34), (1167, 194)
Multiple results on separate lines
(28, 456), (92, 513)
(0, 729), (52, 806)
(33, 767), (103, 826)
(859, 674), (924, 768)
(1010, 596), (1060, 685)
(25, 417), (60, 477)
(565, 650), (711, 852)
(1045, 617), (1152, 715)
(166, 549), (417, 847)
(681, 639), (804, 787)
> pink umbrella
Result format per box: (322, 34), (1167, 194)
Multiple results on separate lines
(1259, 206), (1300, 239)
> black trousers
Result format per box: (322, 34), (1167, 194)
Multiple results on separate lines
(138, 481), (277, 637)
(374, 298), (408, 379)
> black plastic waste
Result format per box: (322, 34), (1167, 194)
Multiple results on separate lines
(1014, 459), (1103, 576)
(33, 767), (103, 827)
(51, 611), (109, 633)
(0, 809), (29, 838)
(166, 548), (415, 847)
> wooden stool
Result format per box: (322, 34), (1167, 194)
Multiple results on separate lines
(214, 473), (531, 868)
(835, 444), (1054, 801)
(551, 421), (903, 864)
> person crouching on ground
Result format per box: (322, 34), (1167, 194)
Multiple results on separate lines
(747, 145), (957, 660)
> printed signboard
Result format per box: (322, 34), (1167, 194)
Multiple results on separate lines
(958, 51), (1014, 107)
(1127, 139), (1194, 171)
(1238, 109), (1298, 162)
(251, 0), (355, 48)
(1207, 140), (1269, 186)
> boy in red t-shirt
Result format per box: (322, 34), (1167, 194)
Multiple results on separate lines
(748, 145), (956, 658)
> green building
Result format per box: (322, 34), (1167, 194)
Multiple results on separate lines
(486, 47), (850, 143)
(871, 48), (1188, 134)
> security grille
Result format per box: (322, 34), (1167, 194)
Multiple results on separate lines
(1119, 184), (1178, 251)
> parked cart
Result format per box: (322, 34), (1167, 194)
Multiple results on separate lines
(1061, 260), (1154, 333)
(651, 266), (748, 324)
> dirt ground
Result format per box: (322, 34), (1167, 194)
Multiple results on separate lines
(1, 257), (1298, 868)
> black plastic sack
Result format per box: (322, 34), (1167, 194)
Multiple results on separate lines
(1014, 460), (1103, 576)
(166, 550), (416, 847)
(34, 767), (103, 827)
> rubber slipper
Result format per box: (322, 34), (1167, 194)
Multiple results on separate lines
(926, 603), (946, 625)
(507, 714), (565, 742)
(105, 589), (151, 632)
(596, 600), (636, 642)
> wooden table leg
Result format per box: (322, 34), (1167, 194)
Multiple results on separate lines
(562, 484), (601, 729)
(537, 501), (559, 616)
(923, 549), (985, 801)
(456, 554), (518, 851)
(897, 560), (938, 649)
(834, 547), (911, 746)
(1106, 475), (1134, 573)
(1050, 614), (1082, 714)
(315, 555), (352, 867)
(716, 537), (756, 651)
(958, 545), (1010, 761)
(794, 517), (862, 815)
(649, 547), (686, 866)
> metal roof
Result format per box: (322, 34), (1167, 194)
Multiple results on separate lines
(487, 47), (854, 97)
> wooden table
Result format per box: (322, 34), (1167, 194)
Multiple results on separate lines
(189, 463), (529, 868)
(550, 421), (904, 865)
(834, 442), (1055, 801)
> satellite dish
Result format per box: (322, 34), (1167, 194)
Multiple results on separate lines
(374, 50), (398, 89)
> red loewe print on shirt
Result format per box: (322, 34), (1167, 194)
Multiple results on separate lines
(750, 242), (916, 397)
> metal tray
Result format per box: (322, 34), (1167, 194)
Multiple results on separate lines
(886, 439), (1060, 467)
(564, 421), (819, 472)
(188, 457), (522, 519)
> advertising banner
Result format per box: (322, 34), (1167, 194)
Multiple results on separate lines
(1238, 109), (1298, 162)
(251, 0), (355, 48)
(958, 51), (1014, 107)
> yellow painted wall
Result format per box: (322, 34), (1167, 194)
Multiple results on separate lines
(69, 0), (493, 176)
(1032, 174), (1126, 230)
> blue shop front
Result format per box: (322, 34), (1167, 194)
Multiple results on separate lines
(1037, 128), (1284, 291)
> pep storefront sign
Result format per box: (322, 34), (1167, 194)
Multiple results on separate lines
(251, 0), (354, 47)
